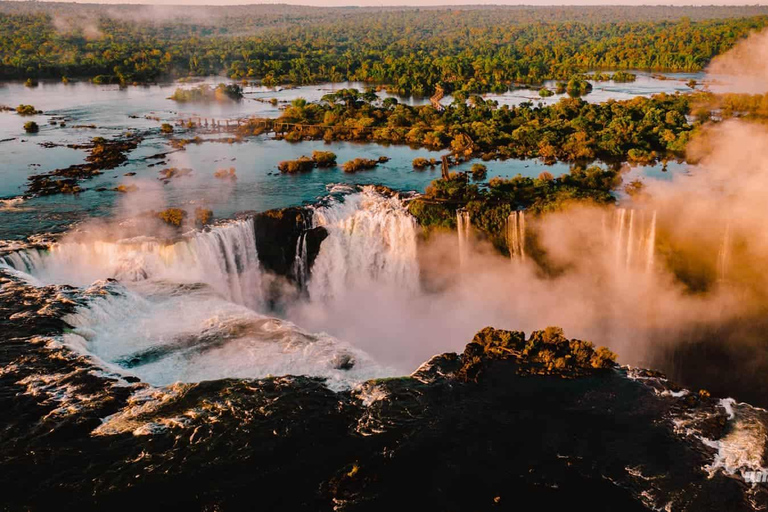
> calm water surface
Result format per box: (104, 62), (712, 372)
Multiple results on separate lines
(0, 74), (696, 240)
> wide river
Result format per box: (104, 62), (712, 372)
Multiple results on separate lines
(0, 72), (701, 239)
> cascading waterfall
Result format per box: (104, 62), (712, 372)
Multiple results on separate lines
(457, 209), (471, 266)
(4, 219), (263, 308)
(610, 208), (657, 273)
(308, 187), (419, 301)
(506, 211), (526, 262)
(0, 248), (46, 274)
(292, 213), (312, 291)
(645, 211), (657, 273)
(718, 222), (731, 282)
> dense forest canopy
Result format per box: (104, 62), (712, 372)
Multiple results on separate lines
(2, 3), (768, 94)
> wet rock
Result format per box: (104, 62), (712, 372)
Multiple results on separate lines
(252, 206), (327, 281)
(26, 135), (142, 196)
(331, 353), (355, 371)
(1, 271), (766, 511)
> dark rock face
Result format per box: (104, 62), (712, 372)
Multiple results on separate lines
(252, 206), (327, 282)
(1, 271), (767, 511)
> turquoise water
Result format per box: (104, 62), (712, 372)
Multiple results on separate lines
(0, 75), (695, 240)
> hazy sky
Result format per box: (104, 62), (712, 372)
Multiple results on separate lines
(26, 1), (768, 6)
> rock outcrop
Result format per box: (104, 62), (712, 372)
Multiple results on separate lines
(1, 270), (766, 511)
(252, 207), (327, 282)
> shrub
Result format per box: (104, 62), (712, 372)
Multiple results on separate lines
(538, 88), (554, 97)
(16, 104), (38, 116)
(471, 163), (488, 180)
(311, 151), (337, 167)
(170, 83), (243, 103)
(611, 71), (637, 83)
(157, 208), (187, 227)
(413, 157), (431, 169)
(160, 123), (173, 134)
(278, 157), (315, 173)
(342, 158), (378, 173)
(23, 121), (39, 133)
(194, 207), (213, 226)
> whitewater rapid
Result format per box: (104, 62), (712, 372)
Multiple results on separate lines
(0, 204), (405, 389)
(308, 187), (420, 301)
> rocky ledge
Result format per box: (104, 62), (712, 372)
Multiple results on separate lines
(0, 269), (767, 511)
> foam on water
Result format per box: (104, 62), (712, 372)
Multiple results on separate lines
(701, 399), (768, 479)
(2, 216), (395, 389)
(62, 281), (391, 390)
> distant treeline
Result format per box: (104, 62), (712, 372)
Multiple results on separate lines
(1, 3), (768, 95)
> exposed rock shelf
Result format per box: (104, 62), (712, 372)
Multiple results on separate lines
(1, 269), (766, 511)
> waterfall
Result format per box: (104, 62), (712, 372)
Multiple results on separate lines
(506, 211), (526, 262)
(308, 187), (419, 301)
(718, 222), (731, 282)
(645, 211), (657, 273)
(614, 208), (627, 268)
(626, 209), (635, 268)
(611, 208), (657, 273)
(0, 248), (46, 274)
(457, 209), (471, 266)
(7, 219), (263, 308)
(293, 230), (309, 291)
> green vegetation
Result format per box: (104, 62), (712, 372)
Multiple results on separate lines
(311, 150), (337, 168)
(692, 91), (768, 121)
(278, 151), (338, 173)
(16, 104), (38, 115)
(408, 165), (620, 252)
(413, 157), (439, 170)
(342, 158), (379, 173)
(1, 4), (767, 92)
(23, 121), (38, 133)
(160, 123), (173, 134)
(566, 77), (593, 97)
(590, 71), (637, 82)
(539, 88), (554, 98)
(278, 157), (315, 174)
(459, 326), (617, 381)
(194, 207), (213, 227)
(273, 88), (693, 165)
(157, 208), (187, 227)
(470, 163), (487, 180)
(169, 84), (243, 103)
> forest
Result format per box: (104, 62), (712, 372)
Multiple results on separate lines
(1, 3), (768, 94)
(263, 89), (694, 165)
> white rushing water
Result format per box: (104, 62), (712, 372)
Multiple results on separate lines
(2, 217), (395, 388)
(718, 221), (732, 282)
(61, 280), (389, 390)
(506, 211), (526, 262)
(608, 208), (658, 272)
(308, 186), (420, 301)
(456, 209), (471, 267)
(6, 219), (263, 309)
